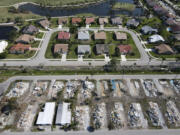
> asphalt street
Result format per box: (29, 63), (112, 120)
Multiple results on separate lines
(1, 128), (180, 135)
(0, 27), (176, 67)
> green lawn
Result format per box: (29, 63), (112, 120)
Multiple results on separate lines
(106, 31), (140, 59)
(45, 31), (140, 59)
(0, 7), (41, 23)
(6, 51), (35, 59)
(31, 41), (40, 48)
(112, 2), (135, 11)
(50, 18), (58, 28)
(36, 32), (44, 39)
(45, 32), (59, 59)
(0, 0), (102, 6)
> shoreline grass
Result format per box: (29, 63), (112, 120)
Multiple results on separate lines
(112, 2), (136, 11)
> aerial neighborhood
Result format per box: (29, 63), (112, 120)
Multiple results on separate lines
(0, 0), (180, 135)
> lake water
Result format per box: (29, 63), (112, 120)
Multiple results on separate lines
(18, 0), (144, 17)
(0, 26), (16, 40)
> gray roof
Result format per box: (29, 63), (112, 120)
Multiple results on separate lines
(22, 25), (39, 34)
(111, 17), (123, 25)
(78, 45), (91, 54)
(96, 44), (109, 55)
(127, 19), (139, 27)
(141, 25), (158, 34)
(78, 31), (90, 40)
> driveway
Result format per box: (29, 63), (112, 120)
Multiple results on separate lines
(0, 27), (177, 67)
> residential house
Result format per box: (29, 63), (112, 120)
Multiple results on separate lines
(54, 44), (68, 54)
(141, 25), (158, 35)
(99, 18), (109, 25)
(171, 24), (180, 34)
(115, 32), (127, 40)
(96, 44), (109, 55)
(38, 19), (50, 29)
(72, 18), (82, 25)
(22, 25), (39, 35)
(36, 102), (56, 125)
(78, 45), (91, 55)
(0, 40), (8, 53)
(16, 34), (35, 44)
(9, 43), (31, 54)
(111, 17), (123, 25)
(94, 31), (106, 40)
(55, 102), (71, 126)
(85, 18), (95, 25)
(58, 18), (68, 25)
(118, 45), (132, 54)
(78, 31), (90, 40)
(58, 31), (70, 40)
(126, 19), (139, 28)
(148, 34), (164, 43)
(155, 44), (174, 55)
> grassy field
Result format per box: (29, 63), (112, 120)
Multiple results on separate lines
(0, 7), (41, 23)
(0, 0), (101, 6)
(112, 2), (135, 11)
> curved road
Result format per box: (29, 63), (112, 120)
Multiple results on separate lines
(0, 27), (176, 67)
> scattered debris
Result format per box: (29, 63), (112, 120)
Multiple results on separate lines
(142, 80), (158, 97)
(75, 106), (90, 130)
(6, 82), (30, 98)
(109, 102), (125, 129)
(148, 102), (166, 127)
(165, 101), (180, 127)
(128, 103), (147, 128)
(33, 81), (49, 96)
(92, 103), (107, 129)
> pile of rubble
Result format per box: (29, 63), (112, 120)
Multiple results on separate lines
(80, 81), (95, 99)
(92, 103), (107, 129)
(102, 81), (109, 91)
(148, 102), (163, 127)
(75, 106), (90, 130)
(64, 81), (81, 99)
(143, 80), (158, 97)
(33, 81), (49, 96)
(6, 82), (30, 98)
(17, 105), (35, 130)
(118, 81), (128, 93)
(110, 102), (125, 129)
(166, 101), (180, 127)
(170, 80), (180, 94)
(128, 103), (144, 128)
(52, 81), (64, 98)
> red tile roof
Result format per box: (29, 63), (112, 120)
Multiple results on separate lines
(85, 18), (95, 24)
(58, 31), (70, 40)
(10, 43), (31, 52)
(72, 18), (82, 24)
(118, 45), (132, 54)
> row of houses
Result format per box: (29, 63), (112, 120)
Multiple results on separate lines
(54, 44), (132, 55)
(36, 102), (71, 126)
(58, 17), (140, 27)
(58, 31), (127, 40)
(145, 0), (180, 38)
